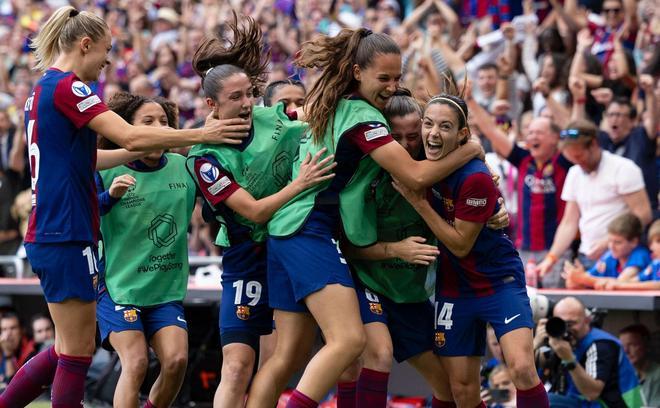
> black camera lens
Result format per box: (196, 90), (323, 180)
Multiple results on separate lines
(546, 316), (567, 338)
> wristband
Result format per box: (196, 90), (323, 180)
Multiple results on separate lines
(545, 253), (558, 264)
(575, 97), (586, 104)
(561, 359), (577, 371)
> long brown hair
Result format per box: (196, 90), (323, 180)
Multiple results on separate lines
(296, 29), (400, 143)
(192, 12), (269, 99)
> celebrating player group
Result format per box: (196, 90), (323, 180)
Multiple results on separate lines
(0, 5), (550, 408)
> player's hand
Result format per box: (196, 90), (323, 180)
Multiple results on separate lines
(109, 174), (136, 199)
(388, 236), (440, 265)
(293, 148), (336, 190)
(203, 114), (251, 145)
(486, 198), (510, 230)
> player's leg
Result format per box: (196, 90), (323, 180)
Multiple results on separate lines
(214, 340), (256, 408)
(148, 313), (189, 408)
(258, 330), (276, 368)
(407, 353), (454, 406)
(245, 310), (317, 408)
(337, 357), (361, 408)
(438, 356), (482, 408)
(488, 286), (548, 408)
(109, 330), (150, 408)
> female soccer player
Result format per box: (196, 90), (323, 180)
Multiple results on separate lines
(246, 29), (481, 408)
(95, 92), (194, 408)
(393, 91), (549, 408)
(0, 6), (250, 407)
(263, 79), (306, 114)
(186, 16), (335, 407)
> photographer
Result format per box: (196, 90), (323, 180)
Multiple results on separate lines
(533, 297), (641, 407)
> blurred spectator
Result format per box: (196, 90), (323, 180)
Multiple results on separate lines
(605, 218), (660, 290)
(29, 313), (54, 352)
(483, 364), (517, 408)
(0, 312), (35, 389)
(534, 297), (642, 407)
(619, 324), (660, 407)
(563, 212), (651, 289)
(0, 109), (22, 269)
(536, 119), (652, 279)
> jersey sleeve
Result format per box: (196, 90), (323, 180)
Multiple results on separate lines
(583, 340), (619, 383)
(506, 144), (530, 168)
(454, 172), (499, 223)
(626, 247), (651, 270)
(191, 155), (240, 208)
(53, 75), (108, 129)
(343, 122), (394, 154)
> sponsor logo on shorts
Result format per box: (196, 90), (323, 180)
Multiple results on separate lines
(123, 309), (138, 323)
(76, 95), (101, 112)
(208, 176), (231, 195)
(236, 305), (250, 320)
(364, 126), (388, 141)
(369, 302), (383, 315)
(71, 81), (92, 97)
(466, 198), (487, 207)
(199, 162), (219, 183)
(434, 331), (446, 348)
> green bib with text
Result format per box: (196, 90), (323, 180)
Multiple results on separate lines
(350, 172), (436, 303)
(99, 153), (196, 306)
(187, 104), (306, 246)
(268, 98), (389, 246)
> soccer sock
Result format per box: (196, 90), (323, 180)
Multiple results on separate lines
(356, 368), (389, 408)
(431, 397), (457, 407)
(0, 345), (58, 408)
(286, 389), (318, 408)
(144, 400), (158, 408)
(337, 381), (357, 408)
(517, 382), (549, 408)
(51, 354), (92, 408)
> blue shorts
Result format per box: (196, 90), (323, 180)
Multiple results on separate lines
(267, 212), (355, 313)
(26, 242), (99, 303)
(97, 289), (187, 351)
(433, 284), (533, 357)
(356, 283), (434, 362)
(220, 241), (273, 347)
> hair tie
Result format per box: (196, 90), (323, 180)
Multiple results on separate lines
(69, 9), (79, 18)
(361, 29), (373, 38)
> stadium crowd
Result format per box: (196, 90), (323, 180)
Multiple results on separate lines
(0, 0), (657, 406)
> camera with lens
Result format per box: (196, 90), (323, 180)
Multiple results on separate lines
(545, 316), (572, 340)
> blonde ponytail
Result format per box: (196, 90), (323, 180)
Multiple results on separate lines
(31, 6), (108, 72)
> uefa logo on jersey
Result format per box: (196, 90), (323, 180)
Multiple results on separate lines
(199, 163), (220, 183)
(71, 81), (92, 98)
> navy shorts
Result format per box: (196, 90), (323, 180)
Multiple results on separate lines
(96, 289), (187, 350)
(26, 242), (99, 303)
(220, 241), (273, 347)
(433, 284), (533, 357)
(356, 282), (434, 362)
(267, 212), (355, 313)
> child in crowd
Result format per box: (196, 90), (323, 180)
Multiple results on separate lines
(604, 219), (660, 290)
(563, 213), (651, 289)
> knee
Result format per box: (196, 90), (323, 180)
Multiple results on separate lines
(507, 360), (539, 389)
(333, 329), (366, 360)
(161, 353), (188, 377)
(364, 343), (393, 372)
(122, 354), (149, 379)
(449, 378), (479, 404)
(222, 357), (254, 386)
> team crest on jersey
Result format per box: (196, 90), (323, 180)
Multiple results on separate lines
(543, 163), (554, 177)
(434, 331), (446, 348)
(199, 162), (220, 183)
(236, 305), (250, 320)
(369, 302), (383, 315)
(71, 81), (92, 98)
(123, 309), (138, 323)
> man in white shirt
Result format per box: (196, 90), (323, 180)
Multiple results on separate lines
(536, 119), (652, 278)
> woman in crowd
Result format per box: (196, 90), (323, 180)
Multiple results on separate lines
(186, 15), (335, 407)
(246, 29), (481, 408)
(0, 6), (249, 407)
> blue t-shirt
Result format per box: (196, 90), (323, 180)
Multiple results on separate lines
(639, 259), (660, 282)
(24, 68), (108, 244)
(588, 246), (651, 278)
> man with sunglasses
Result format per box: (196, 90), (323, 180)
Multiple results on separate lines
(536, 119), (652, 278)
(533, 297), (641, 408)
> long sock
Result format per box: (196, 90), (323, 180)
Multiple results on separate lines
(356, 368), (389, 408)
(51, 354), (92, 408)
(431, 397), (457, 408)
(144, 400), (157, 408)
(517, 382), (549, 408)
(286, 389), (318, 408)
(0, 346), (58, 408)
(337, 381), (357, 408)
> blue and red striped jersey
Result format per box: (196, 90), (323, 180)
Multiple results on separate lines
(430, 159), (525, 298)
(508, 145), (572, 251)
(24, 69), (108, 244)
